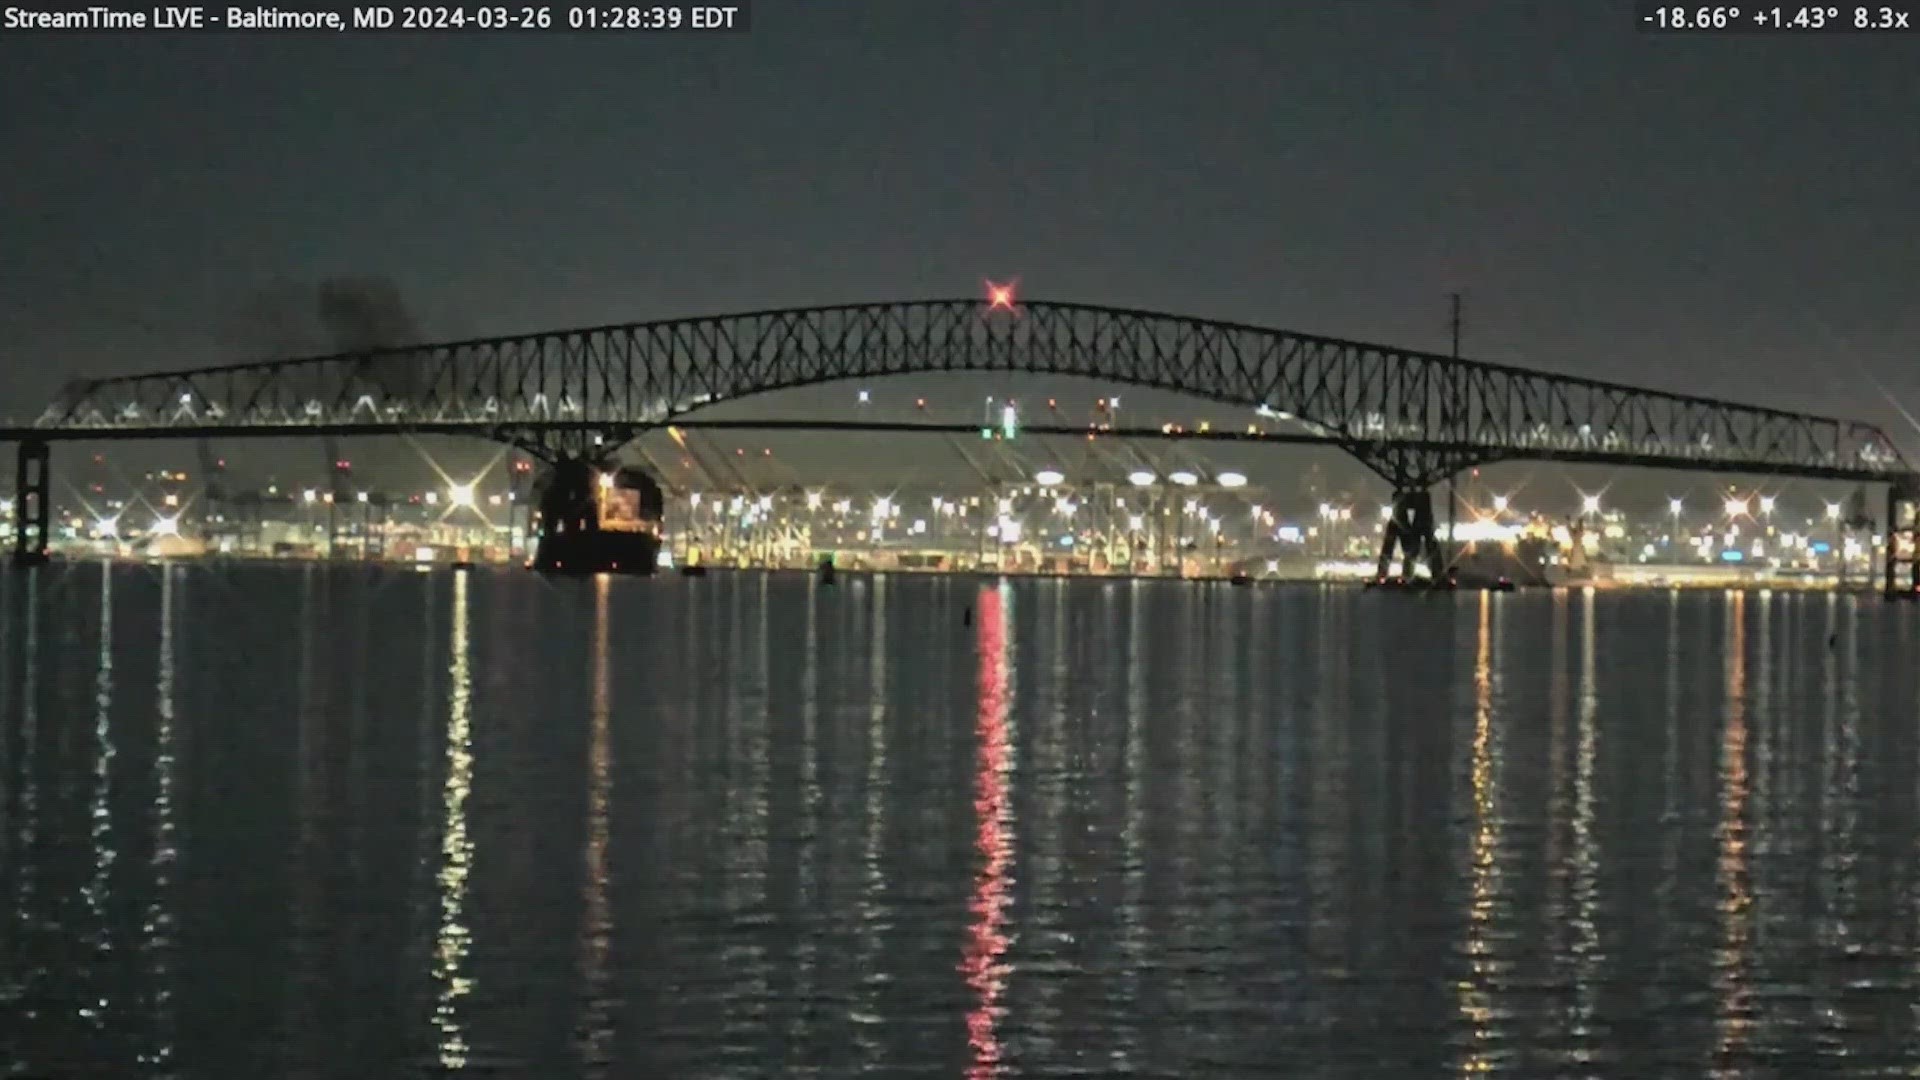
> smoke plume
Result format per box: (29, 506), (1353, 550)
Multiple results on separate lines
(223, 276), (421, 360)
(317, 276), (419, 353)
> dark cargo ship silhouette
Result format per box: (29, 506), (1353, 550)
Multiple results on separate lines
(531, 456), (663, 575)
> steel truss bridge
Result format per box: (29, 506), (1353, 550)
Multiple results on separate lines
(7, 297), (1920, 589)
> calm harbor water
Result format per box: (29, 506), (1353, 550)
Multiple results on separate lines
(4, 562), (1920, 1078)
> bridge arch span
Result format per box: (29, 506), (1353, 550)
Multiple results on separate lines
(36, 298), (1909, 490)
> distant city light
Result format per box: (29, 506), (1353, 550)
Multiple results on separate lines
(1725, 496), (1749, 518)
(302, 489), (317, 504)
(1759, 495), (1776, 514)
(450, 482), (476, 506)
(94, 517), (117, 537)
(1826, 502), (1842, 521)
(1669, 497), (1684, 515)
(153, 516), (178, 536)
(1493, 494), (1509, 513)
(1034, 469), (1065, 486)
(1582, 494), (1602, 514)
(1216, 471), (1248, 488)
(857, 389), (870, 403)
(1128, 470), (1156, 487)
(985, 279), (1017, 311)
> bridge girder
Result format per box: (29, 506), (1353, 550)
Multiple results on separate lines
(28, 298), (1912, 488)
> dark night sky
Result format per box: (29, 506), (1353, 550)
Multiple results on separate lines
(2, 0), (1917, 497)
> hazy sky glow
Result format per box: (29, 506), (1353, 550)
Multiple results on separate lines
(3, 0), (1916, 498)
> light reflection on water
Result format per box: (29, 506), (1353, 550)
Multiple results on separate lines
(432, 569), (475, 1068)
(575, 573), (613, 1075)
(6, 565), (1920, 1077)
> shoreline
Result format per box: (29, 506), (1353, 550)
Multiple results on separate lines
(34, 551), (1889, 594)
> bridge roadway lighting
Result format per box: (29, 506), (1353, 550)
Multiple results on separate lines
(1826, 502), (1843, 521)
(1035, 469), (1065, 487)
(1128, 471), (1156, 487)
(1216, 471), (1248, 488)
(153, 516), (179, 537)
(303, 488), (318, 504)
(1169, 471), (1198, 486)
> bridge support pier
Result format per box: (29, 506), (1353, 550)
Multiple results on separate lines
(12, 440), (51, 567)
(1885, 483), (1919, 598)
(1374, 488), (1449, 584)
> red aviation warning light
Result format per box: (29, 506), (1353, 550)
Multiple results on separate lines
(984, 279), (1018, 313)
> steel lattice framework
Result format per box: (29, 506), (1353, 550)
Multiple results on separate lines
(26, 298), (1911, 488)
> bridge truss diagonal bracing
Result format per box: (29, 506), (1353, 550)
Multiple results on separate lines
(27, 298), (1912, 487)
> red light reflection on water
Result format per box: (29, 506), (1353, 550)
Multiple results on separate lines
(962, 586), (1012, 1079)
